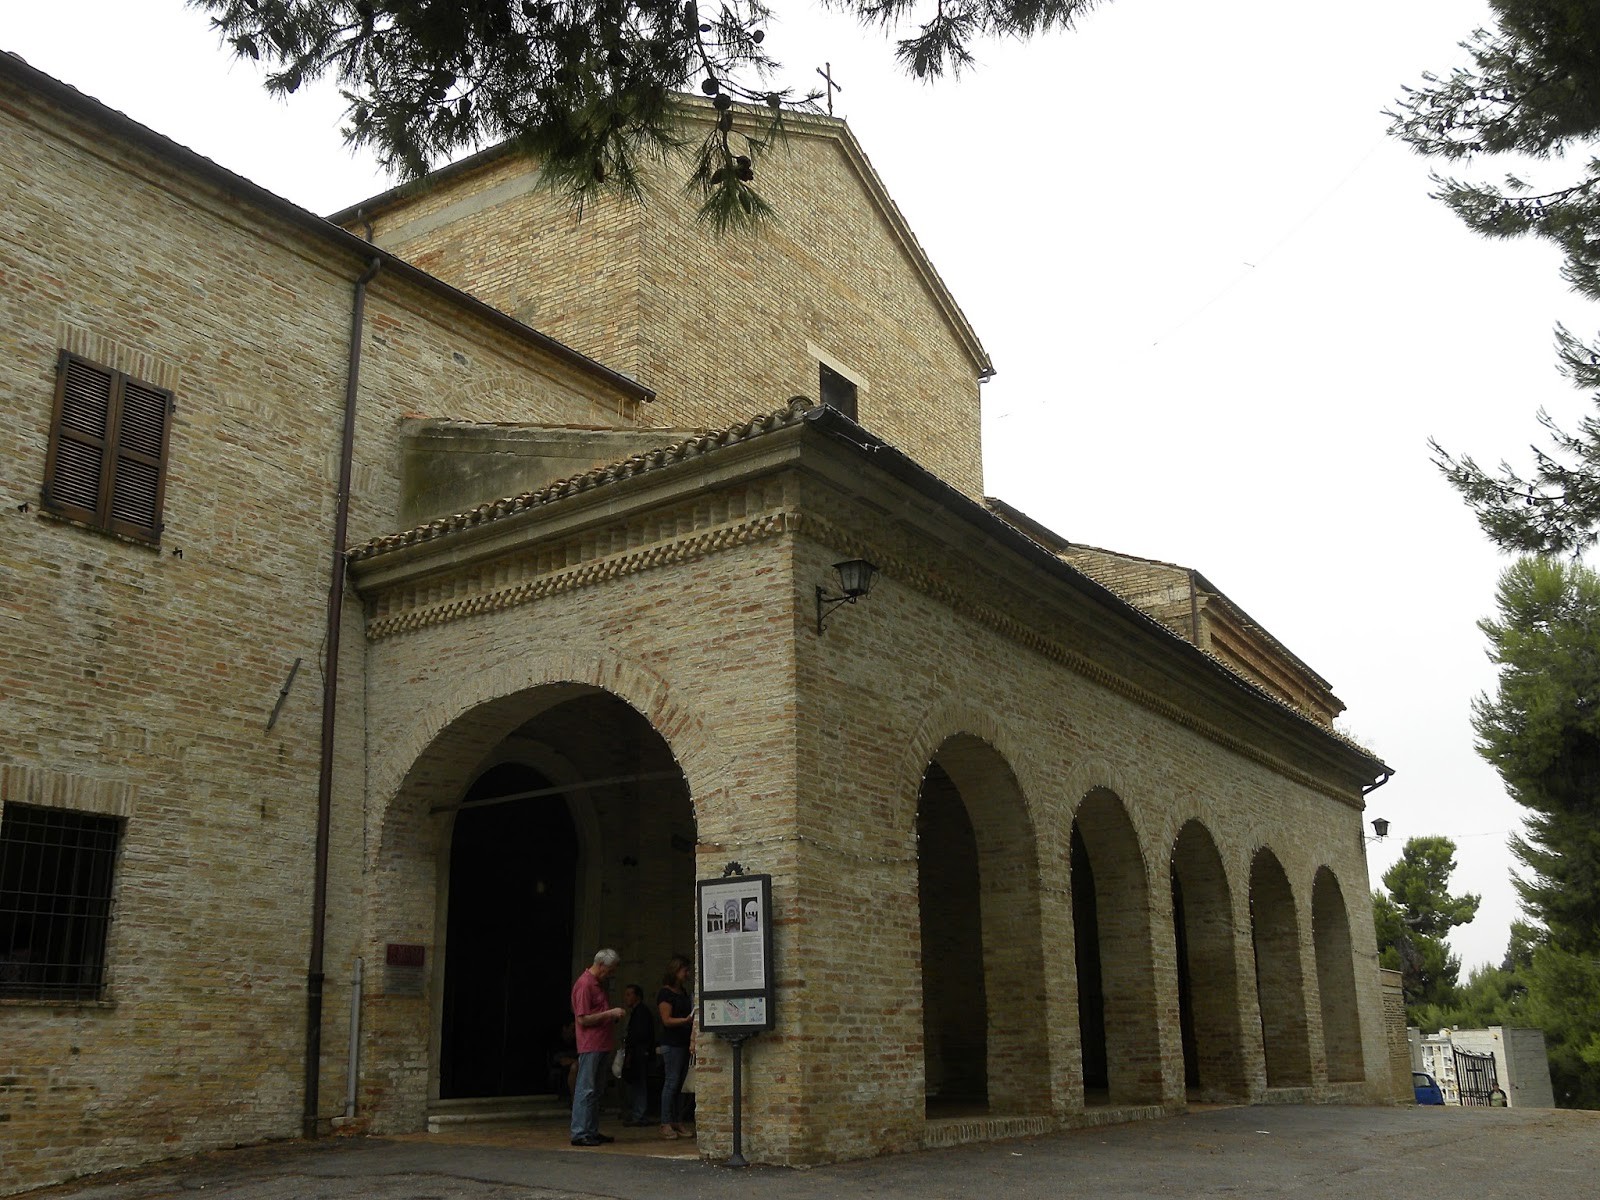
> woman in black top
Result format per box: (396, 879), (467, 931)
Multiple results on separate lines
(656, 955), (693, 1138)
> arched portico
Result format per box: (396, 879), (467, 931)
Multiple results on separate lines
(1070, 787), (1162, 1105)
(1249, 849), (1312, 1088)
(1170, 820), (1247, 1101)
(916, 733), (1048, 1117)
(1311, 867), (1364, 1084)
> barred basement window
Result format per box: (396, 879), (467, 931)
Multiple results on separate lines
(0, 805), (120, 1001)
(818, 361), (858, 421)
(41, 350), (175, 544)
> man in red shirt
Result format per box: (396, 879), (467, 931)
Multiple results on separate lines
(569, 947), (624, 1146)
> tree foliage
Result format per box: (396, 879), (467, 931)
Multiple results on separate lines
(1447, 556), (1600, 1108)
(1475, 556), (1600, 946)
(1520, 940), (1600, 1106)
(191, 0), (1100, 230)
(1409, 956), (1524, 1034)
(1371, 836), (1480, 1013)
(1389, 2), (1600, 552)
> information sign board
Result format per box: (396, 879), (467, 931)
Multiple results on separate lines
(696, 873), (774, 1032)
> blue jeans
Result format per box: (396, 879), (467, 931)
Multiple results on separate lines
(570, 1050), (605, 1140)
(659, 1044), (689, 1126)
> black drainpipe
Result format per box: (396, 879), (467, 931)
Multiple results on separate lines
(305, 256), (383, 1139)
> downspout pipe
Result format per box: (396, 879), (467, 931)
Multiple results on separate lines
(305, 256), (382, 1139)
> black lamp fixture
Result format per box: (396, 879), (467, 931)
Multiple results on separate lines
(1366, 816), (1390, 843)
(816, 559), (878, 635)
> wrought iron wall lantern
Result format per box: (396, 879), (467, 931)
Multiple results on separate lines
(816, 559), (878, 635)
(1366, 817), (1390, 843)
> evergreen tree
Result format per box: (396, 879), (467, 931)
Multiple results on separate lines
(1472, 556), (1600, 1107)
(191, 0), (1099, 231)
(1474, 556), (1600, 946)
(1410, 957), (1525, 1034)
(1371, 836), (1480, 1013)
(1520, 940), (1600, 1107)
(1389, 2), (1600, 552)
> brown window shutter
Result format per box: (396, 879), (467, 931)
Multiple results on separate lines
(42, 351), (114, 527)
(41, 351), (174, 544)
(107, 377), (173, 543)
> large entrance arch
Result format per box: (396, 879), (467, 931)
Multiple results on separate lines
(916, 734), (1046, 1118)
(370, 680), (698, 1113)
(1070, 788), (1161, 1105)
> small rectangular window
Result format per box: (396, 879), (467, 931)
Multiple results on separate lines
(0, 804), (121, 1002)
(819, 362), (858, 421)
(41, 350), (175, 544)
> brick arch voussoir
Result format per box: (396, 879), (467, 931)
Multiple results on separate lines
(1170, 812), (1228, 872)
(1246, 843), (1307, 927)
(1155, 790), (1226, 858)
(1311, 864), (1358, 933)
(371, 649), (726, 866)
(1061, 756), (1164, 881)
(899, 696), (1044, 848)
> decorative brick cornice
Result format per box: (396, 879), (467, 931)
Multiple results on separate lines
(367, 510), (798, 640)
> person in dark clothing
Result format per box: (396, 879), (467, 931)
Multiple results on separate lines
(619, 983), (656, 1125)
(656, 955), (694, 1139)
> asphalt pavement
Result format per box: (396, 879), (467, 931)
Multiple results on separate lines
(22, 1104), (1599, 1200)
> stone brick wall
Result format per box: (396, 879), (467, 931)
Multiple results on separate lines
(1379, 969), (1411, 1102)
(0, 69), (641, 1195)
(349, 116), (988, 498)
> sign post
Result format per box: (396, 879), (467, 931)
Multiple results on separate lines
(696, 871), (773, 1167)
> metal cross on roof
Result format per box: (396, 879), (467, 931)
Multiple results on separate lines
(815, 62), (843, 116)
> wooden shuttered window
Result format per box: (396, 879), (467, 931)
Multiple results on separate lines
(41, 351), (174, 544)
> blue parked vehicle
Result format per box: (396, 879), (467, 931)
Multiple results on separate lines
(1413, 1072), (1446, 1105)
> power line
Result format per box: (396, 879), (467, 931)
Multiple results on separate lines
(1151, 138), (1386, 349)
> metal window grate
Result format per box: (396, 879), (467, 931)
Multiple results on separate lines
(0, 804), (120, 1001)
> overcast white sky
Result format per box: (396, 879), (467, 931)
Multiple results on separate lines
(6, 1), (1584, 972)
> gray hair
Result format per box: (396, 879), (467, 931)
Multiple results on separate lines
(593, 948), (621, 967)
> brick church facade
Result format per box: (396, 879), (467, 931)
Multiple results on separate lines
(1, 50), (1393, 1194)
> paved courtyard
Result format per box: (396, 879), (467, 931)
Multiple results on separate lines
(23, 1104), (1598, 1200)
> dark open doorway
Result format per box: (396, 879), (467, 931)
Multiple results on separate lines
(1171, 869), (1201, 1090)
(918, 761), (988, 1114)
(439, 762), (578, 1099)
(1071, 824), (1108, 1094)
